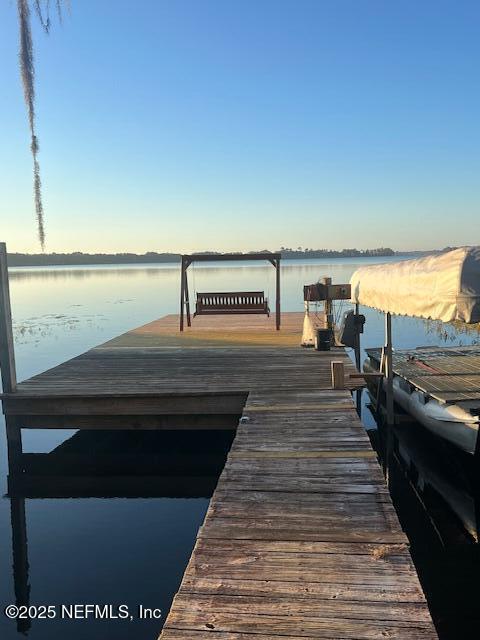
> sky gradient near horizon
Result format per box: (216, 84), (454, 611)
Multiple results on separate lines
(1, 0), (479, 254)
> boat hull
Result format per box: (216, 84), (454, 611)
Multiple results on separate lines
(364, 358), (479, 455)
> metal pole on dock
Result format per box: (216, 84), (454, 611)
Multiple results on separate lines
(0, 242), (16, 392)
(354, 302), (361, 370)
(184, 262), (191, 327)
(385, 312), (394, 425)
(353, 303), (362, 414)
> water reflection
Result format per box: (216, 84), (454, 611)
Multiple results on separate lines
(10, 266), (178, 281)
(3, 428), (234, 639)
(10, 497), (29, 635)
(364, 389), (480, 638)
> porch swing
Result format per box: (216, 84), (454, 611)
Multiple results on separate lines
(179, 252), (281, 331)
(195, 291), (270, 316)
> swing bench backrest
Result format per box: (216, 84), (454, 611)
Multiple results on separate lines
(194, 291), (270, 316)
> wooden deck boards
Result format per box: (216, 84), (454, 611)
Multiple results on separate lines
(161, 384), (437, 639)
(1, 313), (437, 638)
(104, 312), (308, 348)
(3, 314), (357, 422)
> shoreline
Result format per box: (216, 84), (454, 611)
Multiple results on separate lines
(7, 251), (428, 269)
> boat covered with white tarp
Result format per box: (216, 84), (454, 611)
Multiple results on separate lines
(350, 247), (480, 454)
(364, 347), (480, 454)
(350, 246), (480, 323)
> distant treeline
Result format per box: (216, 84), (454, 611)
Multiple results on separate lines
(279, 247), (395, 258)
(8, 247), (396, 267)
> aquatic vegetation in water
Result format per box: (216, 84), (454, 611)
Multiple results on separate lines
(13, 312), (107, 345)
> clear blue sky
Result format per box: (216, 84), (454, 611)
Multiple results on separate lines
(1, 0), (479, 253)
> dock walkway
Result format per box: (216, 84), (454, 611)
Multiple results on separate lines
(1, 313), (437, 638)
(163, 390), (437, 639)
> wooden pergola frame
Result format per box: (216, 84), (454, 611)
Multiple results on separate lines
(180, 252), (281, 331)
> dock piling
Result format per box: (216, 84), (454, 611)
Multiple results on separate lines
(331, 360), (345, 389)
(0, 242), (16, 393)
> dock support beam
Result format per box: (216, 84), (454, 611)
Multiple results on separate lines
(0, 242), (16, 393)
(184, 264), (191, 328)
(323, 277), (333, 330)
(0, 243), (23, 476)
(6, 416), (23, 476)
(180, 256), (191, 332)
(180, 256), (192, 331)
(385, 312), (394, 425)
(275, 258), (281, 330)
(331, 361), (345, 389)
(354, 303), (361, 370)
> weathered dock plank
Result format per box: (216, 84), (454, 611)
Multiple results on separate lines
(162, 390), (437, 637)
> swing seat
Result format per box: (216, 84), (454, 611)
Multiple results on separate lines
(194, 291), (270, 317)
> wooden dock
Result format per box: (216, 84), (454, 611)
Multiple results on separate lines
(162, 390), (437, 640)
(1, 312), (437, 638)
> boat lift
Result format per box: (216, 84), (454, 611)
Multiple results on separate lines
(350, 247), (480, 426)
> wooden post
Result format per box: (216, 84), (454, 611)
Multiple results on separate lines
(323, 277), (332, 330)
(275, 259), (281, 330)
(385, 312), (394, 425)
(331, 361), (345, 389)
(6, 416), (23, 475)
(179, 256), (185, 332)
(184, 260), (191, 327)
(0, 242), (16, 392)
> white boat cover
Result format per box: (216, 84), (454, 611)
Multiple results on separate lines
(350, 247), (480, 323)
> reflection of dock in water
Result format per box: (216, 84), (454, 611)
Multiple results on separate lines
(7, 428), (232, 635)
(9, 429), (231, 499)
(394, 423), (479, 542)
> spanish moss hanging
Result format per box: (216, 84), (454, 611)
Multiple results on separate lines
(17, 0), (65, 251)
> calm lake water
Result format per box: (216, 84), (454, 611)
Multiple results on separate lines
(1, 257), (479, 639)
